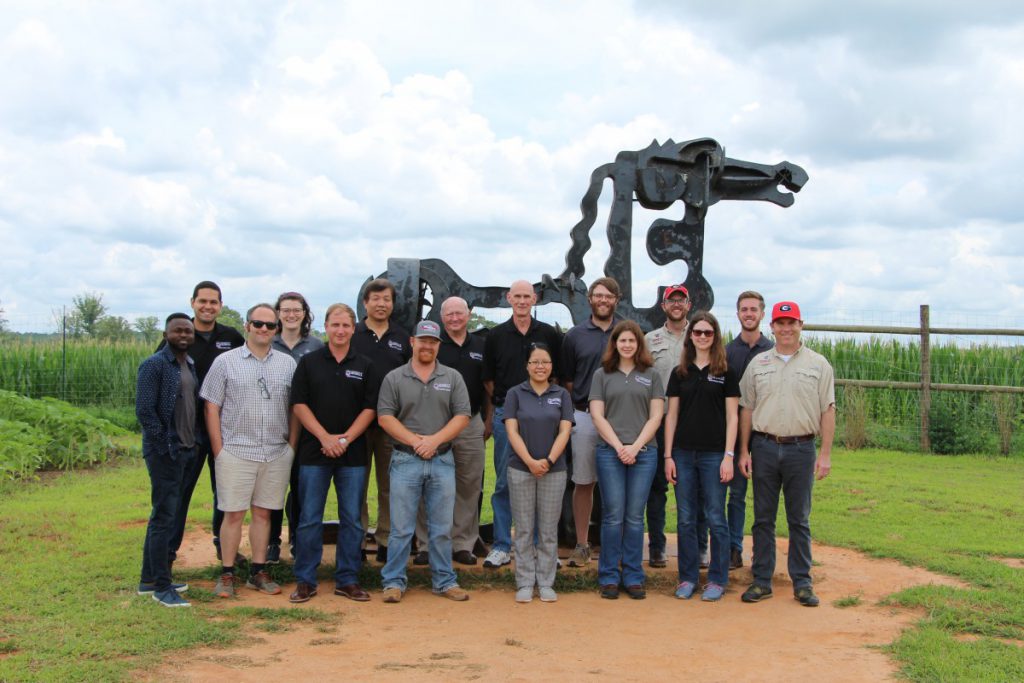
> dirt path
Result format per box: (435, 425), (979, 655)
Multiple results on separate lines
(151, 531), (963, 682)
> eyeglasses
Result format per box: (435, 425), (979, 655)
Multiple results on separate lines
(528, 360), (552, 366)
(665, 299), (689, 307)
(249, 320), (279, 330)
(590, 294), (617, 301)
(257, 377), (271, 399)
(691, 329), (715, 338)
(278, 308), (304, 315)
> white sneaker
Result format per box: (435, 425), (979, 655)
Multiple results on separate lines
(483, 548), (511, 568)
(538, 587), (558, 602)
(515, 587), (533, 603)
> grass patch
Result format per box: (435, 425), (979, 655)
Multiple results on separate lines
(833, 594), (862, 608)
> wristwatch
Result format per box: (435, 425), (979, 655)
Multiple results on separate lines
(724, 450), (734, 458)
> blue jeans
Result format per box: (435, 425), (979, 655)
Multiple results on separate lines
(750, 435), (816, 589)
(141, 447), (195, 590)
(726, 469), (748, 551)
(672, 449), (730, 586)
(294, 464), (366, 587)
(595, 442), (658, 587)
(381, 450), (458, 592)
(489, 405), (513, 552)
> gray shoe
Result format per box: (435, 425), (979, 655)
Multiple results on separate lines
(515, 587), (534, 603)
(246, 570), (282, 595)
(567, 543), (591, 567)
(538, 587), (558, 603)
(214, 573), (236, 598)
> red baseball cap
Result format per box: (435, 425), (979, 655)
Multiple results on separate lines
(662, 284), (689, 301)
(771, 301), (802, 322)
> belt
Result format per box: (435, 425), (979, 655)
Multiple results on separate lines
(754, 431), (815, 444)
(575, 403), (590, 413)
(393, 443), (452, 456)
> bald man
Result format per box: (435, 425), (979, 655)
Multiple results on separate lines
(481, 281), (562, 568)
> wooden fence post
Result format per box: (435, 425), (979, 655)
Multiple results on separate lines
(920, 304), (931, 451)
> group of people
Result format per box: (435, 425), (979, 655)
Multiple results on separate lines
(135, 276), (834, 609)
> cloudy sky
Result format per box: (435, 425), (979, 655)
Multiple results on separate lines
(2, 1), (1023, 334)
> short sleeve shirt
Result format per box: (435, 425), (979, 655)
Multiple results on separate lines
(588, 366), (665, 447)
(438, 330), (487, 416)
(377, 362), (472, 436)
(273, 334), (325, 364)
(646, 324), (687, 389)
(502, 382), (574, 472)
(666, 364), (740, 452)
(290, 346), (380, 467)
(200, 345), (297, 462)
(352, 321), (412, 376)
(739, 345), (836, 437)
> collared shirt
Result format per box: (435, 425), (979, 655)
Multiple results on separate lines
(562, 316), (623, 407)
(377, 361), (471, 437)
(290, 346), (379, 467)
(725, 333), (774, 391)
(646, 323), (688, 388)
(136, 345), (199, 460)
(438, 329), (487, 416)
(503, 381), (573, 473)
(272, 334), (325, 364)
(667, 364), (740, 452)
(588, 365), (665, 447)
(739, 344), (836, 437)
(482, 316), (562, 403)
(352, 320), (412, 376)
(200, 345), (297, 462)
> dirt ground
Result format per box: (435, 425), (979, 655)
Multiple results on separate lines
(149, 530), (964, 682)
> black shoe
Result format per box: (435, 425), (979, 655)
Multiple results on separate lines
(741, 584), (773, 603)
(413, 550), (429, 566)
(600, 584), (619, 600)
(624, 584), (646, 600)
(473, 537), (488, 558)
(375, 545), (388, 563)
(266, 544), (281, 565)
(453, 550), (477, 566)
(648, 549), (667, 568)
(729, 548), (743, 570)
(794, 586), (820, 607)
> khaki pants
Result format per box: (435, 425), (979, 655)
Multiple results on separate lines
(361, 425), (393, 546)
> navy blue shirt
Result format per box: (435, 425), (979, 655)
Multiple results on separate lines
(725, 334), (774, 391)
(561, 316), (623, 407)
(136, 345), (199, 461)
(290, 346), (380, 467)
(503, 381), (574, 472)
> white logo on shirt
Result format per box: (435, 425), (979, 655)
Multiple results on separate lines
(433, 382), (452, 392)
(546, 397), (562, 406)
(345, 369), (364, 380)
(634, 375), (652, 386)
(707, 375), (725, 385)
(215, 341), (232, 349)
(387, 340), (403, 351)
(469, 351), (483, 361)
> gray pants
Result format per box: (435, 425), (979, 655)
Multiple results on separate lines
(361, 426), (393, 546)
(509, 467), (567, 590)
(750, 435), (816, 590)
(416, 414), (486, 553)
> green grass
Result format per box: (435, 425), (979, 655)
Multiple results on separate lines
(2, 447), (1023, 681)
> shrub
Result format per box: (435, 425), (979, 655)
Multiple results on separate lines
(928, 396), (985, 455)
(840, 385), (868, 450)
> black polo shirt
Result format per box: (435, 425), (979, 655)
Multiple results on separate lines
(561, 316), (623, 407)
(438, 329), (487, 416)
(725, 334), (774, 391)
(666, 364), (740, 452)
(352, 320), (411, 376)
(290, 346), (380, 467)
(482, 317), (562, 404)
(503, 381), (574, 473)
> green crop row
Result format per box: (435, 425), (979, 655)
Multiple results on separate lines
(0, 390), (137, 479)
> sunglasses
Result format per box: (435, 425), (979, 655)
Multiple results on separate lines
(691, 328), (715, 338)
(248, 320), (280, 330)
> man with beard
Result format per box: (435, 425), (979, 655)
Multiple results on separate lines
(353, 278), (412, 563)
(378, 321), (472, 603)
(562, 277), (623, 567)
(644, 285), (691, 568)
(724, 291), (774, 569)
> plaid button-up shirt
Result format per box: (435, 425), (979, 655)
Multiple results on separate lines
(200, 344), (297, 462)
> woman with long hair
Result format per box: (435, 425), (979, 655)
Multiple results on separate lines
(664, 311), (739, 601)
(589, 320), (665, 599)
(504, 343), (573, 603)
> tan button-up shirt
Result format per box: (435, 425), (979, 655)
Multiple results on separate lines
(738, 344), (835, 437)
(646, 323), (687, 388)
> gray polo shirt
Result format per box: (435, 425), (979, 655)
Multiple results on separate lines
(503, 381), (574, 472)
(377, 361), (471, 437)
(272, 334), (325, 363)
(562, 316), (623, 407)
(588, 366), (666, 447)
(200, 344), (297, 462)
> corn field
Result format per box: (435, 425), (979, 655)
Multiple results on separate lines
(0, 335), (1021, 454)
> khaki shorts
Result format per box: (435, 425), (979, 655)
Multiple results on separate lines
(570, 409), (599, 485)
(215, 446), (294, 512)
